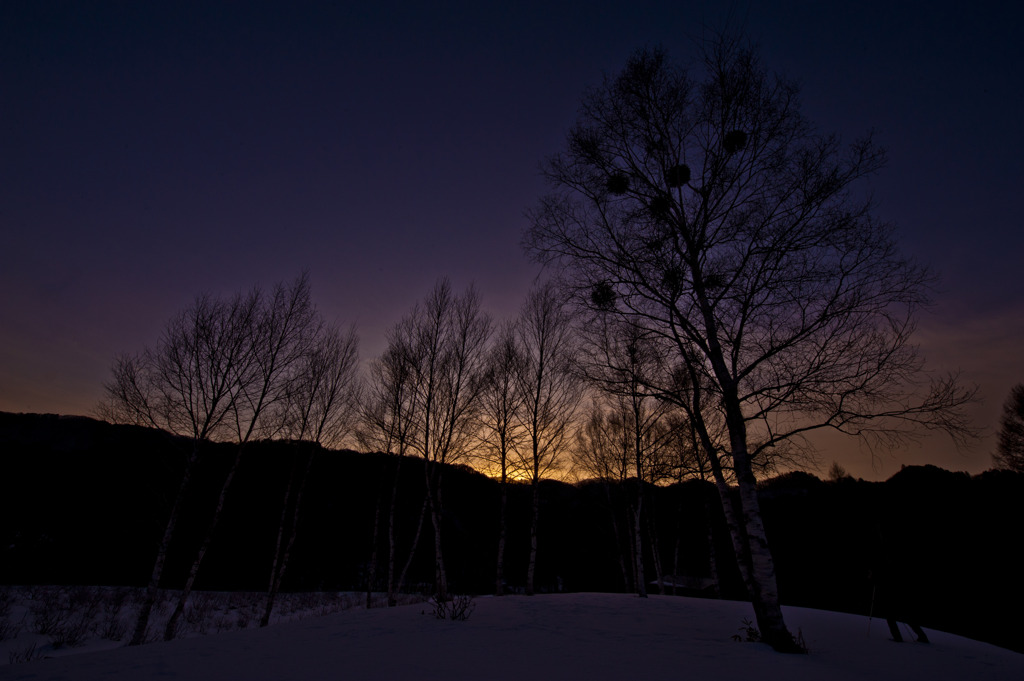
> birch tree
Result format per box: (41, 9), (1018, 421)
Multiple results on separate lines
(163, 274), (317, 640)
(394, 280), (491, 601)
(576, 321), (679, 596)
(261, 323), (361, 626)
(359, 326), (427, 607)
(101, 289), (261, 645)
(100, 275), (326, 643)
(475, 322), (526, 595)
(515, 283), (582, 595)
(525, 41), (974, 650)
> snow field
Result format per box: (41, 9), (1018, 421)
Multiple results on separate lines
(1, 591), (1021, 681)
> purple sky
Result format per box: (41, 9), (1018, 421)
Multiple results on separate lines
(3, 1), (1022, 480)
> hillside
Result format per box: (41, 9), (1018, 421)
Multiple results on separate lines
(1, 412), (1021, 651)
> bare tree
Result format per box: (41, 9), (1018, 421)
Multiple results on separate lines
(994, 384), (1024, 473)
(261, 323), (361, 627)
(358, 326), (427, 608)
(163, 274), (318, 640)
(515, 283), (582, 595)
(474, 322), (526, 595)
(101, 289), (261, 645)
(525, 41), (974, 650)
(100, 275), (327, 643)
(390, 280), (491, 602)
(575, 321), (680, 596)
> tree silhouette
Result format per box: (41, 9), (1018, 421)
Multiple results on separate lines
(261, 323), (361, 627)
(524, 39), (974, 651)
(994, 383), (1024, 473)
(359, 325), (429, 607)
(101, 286), (263, 645)
(574, 321), (679, 596)
(162, 274), (318, 640)
(514, 283), (582, 595)
(99, 274), (325, 643)
(475, 322), (527, 595)
(385, 280), (491, 602)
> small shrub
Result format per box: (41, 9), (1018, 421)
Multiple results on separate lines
(30, 587), (68, 635)
(732, 618), (761, 643)
(99, 615), (128, 642)
(0, 587), (21, 641)
(9, 641), (39, 665)
(94, 588), (131, 641)
(0, 587), (13, 618)
(431, 594), (474, 621)
(213, 614), (235, 633)
(0, 617), (22, 642)
(49, 613), (91, 648)
(297, 592), (319, 610)
(184, 593), (216, 635)
(153, 590), (173, 615)
(28, 586), (103, 647)
(101, 588), (129, 615)
(227, 592), (249, 610)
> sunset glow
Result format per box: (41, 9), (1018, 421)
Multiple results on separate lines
(2, 2), (1022, 480)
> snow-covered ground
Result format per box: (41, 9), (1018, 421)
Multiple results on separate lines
(2, 591), (1021, 681)
(0, 586), (421, 669)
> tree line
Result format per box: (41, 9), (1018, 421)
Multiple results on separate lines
(101, 33), (981, 652)
(5, 415), (1024, 652)
(100, 272), (701, 641)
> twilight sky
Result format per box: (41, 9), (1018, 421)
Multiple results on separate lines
(2, 1), (1022, 480)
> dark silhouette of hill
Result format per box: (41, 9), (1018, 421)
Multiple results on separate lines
(1, 412), (1021, 652)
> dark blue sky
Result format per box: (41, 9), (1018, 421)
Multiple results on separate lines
(3, 1), (1022, 479)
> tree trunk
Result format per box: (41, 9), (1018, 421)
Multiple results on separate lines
(725, 400), (801, 653)
(424, 462), (448, 601)
(262, 453), (299, 626)
(632, 495), (647, 598)
(695, 289), (800, 652)
(687, 380), (754, 595)
(262, 448), (314, 626)
(164, 445), (245, 641)
(385, 454), (404, 607)
(365, 493), (381, 609)
(129, 441), (199, 646)
(671, 507), (681, 597)
(703, 485), (721, 596)
(395, 494), (428, 603)
(604, 481), (631, 592)
(495, 472), (508, 596)
(526, 478), (539, 595)
(644, 493), (665, 595)
(705, 444), (753, 594)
